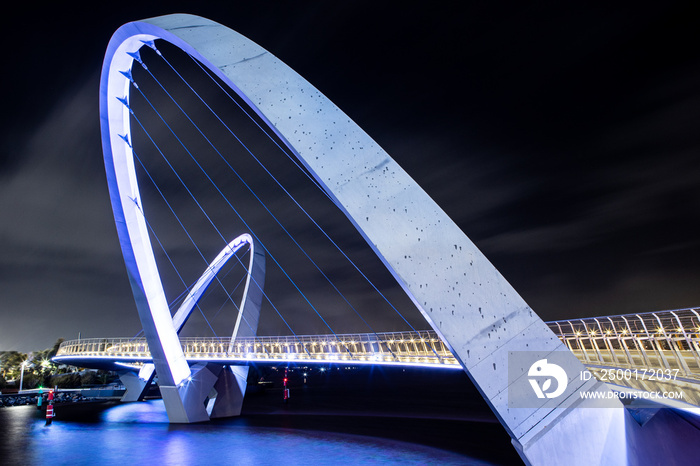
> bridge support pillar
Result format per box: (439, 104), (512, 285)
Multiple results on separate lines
(118, 365), (155, 402)
(208, 366), (249, 418)
(512, 401), (628, 465)
(159, 363), (221, 423)
(158, 363), (249, 423)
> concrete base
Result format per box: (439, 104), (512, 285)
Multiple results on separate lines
(117, 366), (155, 402)
(157, 363), (249, 423)
(209, 366), (249, 418)
(514, 405), (700, 465)
(513, 406), (627, 465)
(159, 363), (219, 423)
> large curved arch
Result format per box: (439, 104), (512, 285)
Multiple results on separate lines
(100, 13), (626, 458)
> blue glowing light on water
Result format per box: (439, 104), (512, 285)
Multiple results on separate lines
(2, 401), (495, 465)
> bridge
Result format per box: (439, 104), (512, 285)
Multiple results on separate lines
(54, 330), (460, 368)
(72, 13), (700, 465)
(54, 308), (700, 406)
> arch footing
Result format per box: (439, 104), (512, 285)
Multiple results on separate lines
(117, 366), (155, 402)
(159, 363), (249, 423)
(209, 366), (249, 418)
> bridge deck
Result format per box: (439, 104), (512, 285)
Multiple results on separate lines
(54, 308), (700, 404)
(546, 308), (700, 380)
(54, 330), (461, 369)
(545, 308), (700, 405)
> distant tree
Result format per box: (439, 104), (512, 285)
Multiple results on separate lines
(80, 371), (98, 386)
(98, 370), (117, 385)
(51, 372), (81, 388)
(23, 339), (63, 387)
(0, 351), (28, 381)
(1, 339), (82, 388)
(21, 372), (39, 389)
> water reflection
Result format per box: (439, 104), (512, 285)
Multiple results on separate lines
(0, 402), (495, 465)
(102, 399), (170, 423)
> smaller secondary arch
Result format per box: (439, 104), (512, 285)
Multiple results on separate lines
(132, 234), (266, 399)
(170, 233), (266, 340)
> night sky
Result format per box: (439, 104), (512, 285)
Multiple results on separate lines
(1, 2), (699, 352)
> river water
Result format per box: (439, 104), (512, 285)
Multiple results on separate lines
(0, 368), (522, 465)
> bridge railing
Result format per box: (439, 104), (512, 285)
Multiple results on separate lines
(57, 309), (700, 377)
(546, 307), (700, 381)
(55, 308), (700, 405)
(56, 308), (700, 405)
(545, 308), (700, 405)
(56, 330), (459, 366)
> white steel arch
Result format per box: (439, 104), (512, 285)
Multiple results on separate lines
(121, 234), (265, 404)
(100, 14), (633, 461)
(170, 233), (265, 341)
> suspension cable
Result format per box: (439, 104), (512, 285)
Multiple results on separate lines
(130, 58), (348, 355)
(163, 46), (419, 339)
(121, 93), (306, 353)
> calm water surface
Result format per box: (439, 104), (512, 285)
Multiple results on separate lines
(0, 401), (502, 465)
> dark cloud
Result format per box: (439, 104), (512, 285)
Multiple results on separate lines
(1, 2), (699, 351)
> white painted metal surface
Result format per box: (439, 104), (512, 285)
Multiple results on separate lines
(169, 233), (265, 340)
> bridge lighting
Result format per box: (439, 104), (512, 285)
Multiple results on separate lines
(590, 329), (596, 336)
